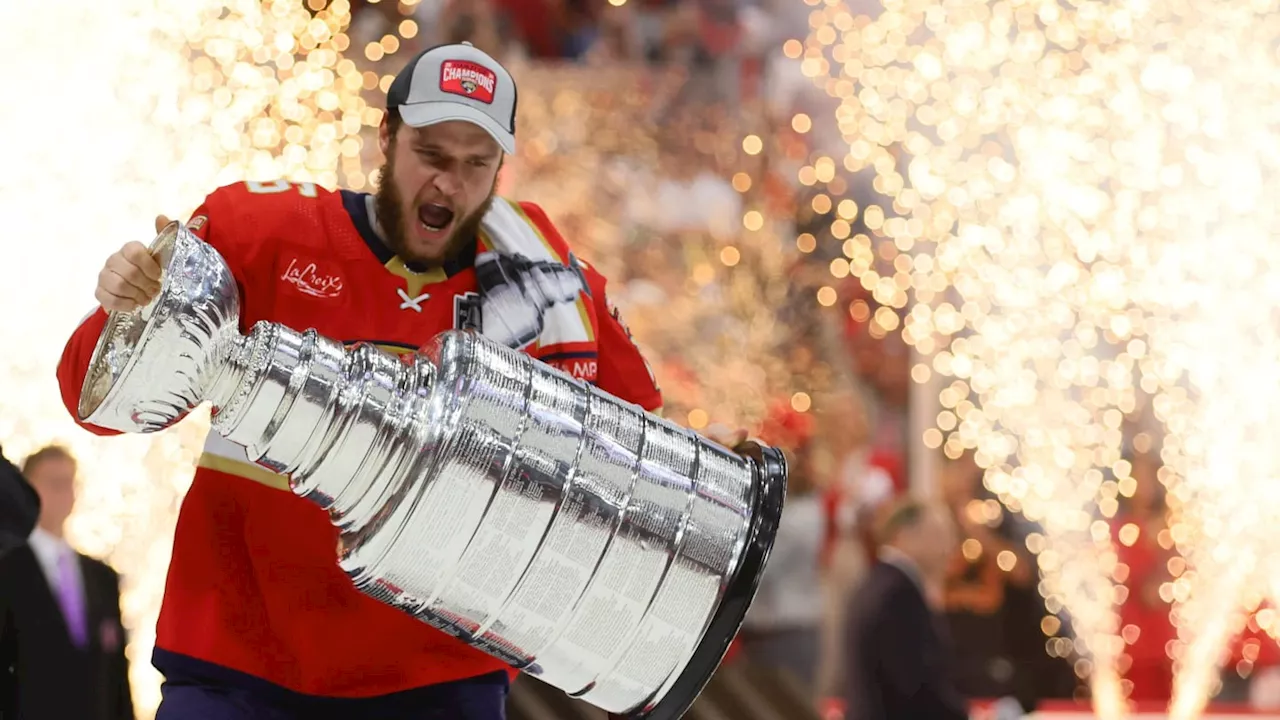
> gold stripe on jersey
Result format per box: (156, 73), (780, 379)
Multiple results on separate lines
(197, 452), (291, 492)
(575, 296), (593, 341)
(384, 257), (448, 298)
(509, 201), (564, 263)
(368, 342), (419, 357)
(477, 227), (495, 254)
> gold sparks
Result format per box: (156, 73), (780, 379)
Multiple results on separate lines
(805, 0), (1280, 717)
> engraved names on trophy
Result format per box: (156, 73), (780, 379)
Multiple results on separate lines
(580, 439), (754, 710)
(433, 361), (589, 647)
(509, 387), (647, 689)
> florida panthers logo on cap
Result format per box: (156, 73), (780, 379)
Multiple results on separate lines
(440, 60), (496, 104)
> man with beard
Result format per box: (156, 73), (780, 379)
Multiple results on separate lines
(55, 42), (662, 720)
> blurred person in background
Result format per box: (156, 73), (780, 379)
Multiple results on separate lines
(0, 444), (39, 717)
(352, 0), (513, 61)
(692, 0), (745, 106)
(0, 446), (38, 554)
(0, 445), (133, 720)
(844, 496), (967, 720)
(740, 408), (823, 698)
(556, 0), (601, 60)
(441, 0), (513, 59)
(653, 0), (746, 108)
(941, 454), (1039, 706)
(940, 452), (1075, 711)
(814, 389), (894, 715)
(583, 0), (644, 63)
(492, 0), (564, 58)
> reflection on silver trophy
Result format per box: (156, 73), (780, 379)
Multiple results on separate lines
(77, 223), (788, 719)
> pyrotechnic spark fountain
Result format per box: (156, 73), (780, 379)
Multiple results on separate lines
(1118, 5), (1280, 715)
(801, 0), (1280, 716)
(0, 1), (366, 714)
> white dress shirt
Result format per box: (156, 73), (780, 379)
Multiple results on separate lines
(27, 526), (85, 603)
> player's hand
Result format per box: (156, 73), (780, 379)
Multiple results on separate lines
(703, 423), (750, 453)
(93, 215), (169, 312)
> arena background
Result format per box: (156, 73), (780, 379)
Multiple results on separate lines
(4, 1), (1280, 718)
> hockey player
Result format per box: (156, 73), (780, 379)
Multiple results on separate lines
(58, 43), (661, 719)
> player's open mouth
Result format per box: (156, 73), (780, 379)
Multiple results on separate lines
(418, 203), (454, 232)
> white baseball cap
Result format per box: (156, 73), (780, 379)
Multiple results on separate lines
(386, 42), (517, 154)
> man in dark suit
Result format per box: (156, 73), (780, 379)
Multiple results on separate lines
(0, 446), (38, 554)
(0, 445), (134, 720)
(844, 496), (968, 720)
(0, 444), (39, 717)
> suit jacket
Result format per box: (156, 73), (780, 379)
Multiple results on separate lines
(0, 545), (134, 720)
(0, 448), (37, 554)
(844, 560), (969, 720)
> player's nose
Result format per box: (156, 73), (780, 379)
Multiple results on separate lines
(431, 170), (461, 199)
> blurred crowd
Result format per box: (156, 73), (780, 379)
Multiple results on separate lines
(349, 0), (807, 82)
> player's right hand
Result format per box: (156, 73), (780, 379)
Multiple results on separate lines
(704, 423), (750, 452)
(93, 215), (168, 312)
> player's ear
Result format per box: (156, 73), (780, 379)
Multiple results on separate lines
(378, 116), (392, 156)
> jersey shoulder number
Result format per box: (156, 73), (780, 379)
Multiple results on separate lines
(243, 179), (320, 197)
(215, 179), (334, 231)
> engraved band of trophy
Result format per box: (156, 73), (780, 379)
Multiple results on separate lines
(77, 223), (787, 719)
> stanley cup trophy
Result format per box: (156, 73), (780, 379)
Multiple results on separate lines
(77, 223), (788, 719)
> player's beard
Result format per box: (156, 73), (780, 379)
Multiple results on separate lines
(373, 155), (496, 267)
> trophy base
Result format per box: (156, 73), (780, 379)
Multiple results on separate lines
(625, 444), (788, 720)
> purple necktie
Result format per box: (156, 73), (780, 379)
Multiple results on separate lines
(56, 550), (88, 648)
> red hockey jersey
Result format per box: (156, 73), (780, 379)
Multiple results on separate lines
(57, 180), (662, 698)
